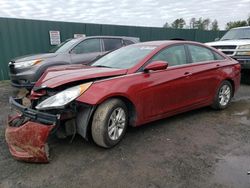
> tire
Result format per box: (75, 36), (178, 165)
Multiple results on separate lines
(91, 99), (128, 148)
(211, 80), (233, 110)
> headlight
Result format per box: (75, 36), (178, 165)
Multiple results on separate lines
(14, 59), (42, 69)
(36, 82), (92, 110)
(238, 45), (250, 49)
(237, 45), (250, 56)
(236, 51), (250, 56)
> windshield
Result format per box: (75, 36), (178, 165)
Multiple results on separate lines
(49, 39), (79, 53)
(91, 45), (156, 69)
(221, 28), (250, 41)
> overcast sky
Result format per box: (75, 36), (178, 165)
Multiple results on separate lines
(0, 0), (249, 29)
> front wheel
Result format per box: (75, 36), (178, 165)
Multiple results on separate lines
(211, 80), (233, 110)
(91, 99), (128, 148)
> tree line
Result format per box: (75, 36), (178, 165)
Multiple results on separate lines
(163, 14), (250, 30)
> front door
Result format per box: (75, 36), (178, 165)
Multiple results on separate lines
(70, 38), (103, 64)
(135, 45), (195, 119)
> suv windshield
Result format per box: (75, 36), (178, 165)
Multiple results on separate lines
(220, 28), (250, 41)
(49, 39), (79, 53)
(91, 45), (156, 69)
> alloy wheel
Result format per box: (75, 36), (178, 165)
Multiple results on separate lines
(218, 85), (231, 106)
(108, 107), (126, 141)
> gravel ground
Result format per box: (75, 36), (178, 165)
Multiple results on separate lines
(0, 81), (250, 188)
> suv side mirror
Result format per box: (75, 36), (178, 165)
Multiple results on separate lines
(214, 38), (220, 41)
(143, 61), (168, 72)
(70, 48), (78, 54)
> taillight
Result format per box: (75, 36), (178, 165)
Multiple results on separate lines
(235, 63), (241, 71)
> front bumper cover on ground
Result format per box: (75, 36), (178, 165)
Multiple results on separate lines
(6, 116), (54, 163)
(5, 97), (58, 163)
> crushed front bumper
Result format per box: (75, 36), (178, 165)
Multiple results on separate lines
(5, 97), (58, 163)
(8, 97), (59, 125)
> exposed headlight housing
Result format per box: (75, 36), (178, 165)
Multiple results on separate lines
(36, 82), (92, 110)
(14, 59), (43, 69)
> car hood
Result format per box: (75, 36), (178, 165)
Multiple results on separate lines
(12, 53), (58, 62)
(35, 65), (128, 88)
(206, 40), (250, 46)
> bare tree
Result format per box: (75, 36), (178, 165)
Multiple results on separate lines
(171, 18), (186, 29)
(203, 18), (210, 30)
(190, 18), (196, 29)
(211, 20), (219, 31)
(163, 21), (170, 28)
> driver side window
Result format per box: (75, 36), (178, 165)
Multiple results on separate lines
(151, 45), (187, 66)
(72, 39), (101, 54)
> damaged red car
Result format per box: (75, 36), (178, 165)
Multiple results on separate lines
(6, 41), (241, 163)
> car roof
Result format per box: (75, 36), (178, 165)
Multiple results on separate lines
(231, 26), (250, 30)
(132, 40), (203, 47)
(78, 36), (140, 42)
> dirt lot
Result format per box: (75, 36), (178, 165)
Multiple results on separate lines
(0, 81), (250, 188)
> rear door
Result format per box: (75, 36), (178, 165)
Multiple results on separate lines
(185, 44), (226, 103)
(70, 38), (102, 64)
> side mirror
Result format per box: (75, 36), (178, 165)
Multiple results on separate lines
(143, 61), (168, 72)
(70, 49), (77, 54)
(214, 37), (220, 41)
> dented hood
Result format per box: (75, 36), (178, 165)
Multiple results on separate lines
(35, 64), (127, 88)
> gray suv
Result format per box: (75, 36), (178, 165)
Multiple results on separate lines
(8, 36), (139, 89)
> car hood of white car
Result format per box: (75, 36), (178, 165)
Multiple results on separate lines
(206, 40), (250, 46)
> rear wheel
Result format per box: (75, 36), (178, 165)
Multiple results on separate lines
(212, 80), (232, 110)
(91, 99), (128, 148)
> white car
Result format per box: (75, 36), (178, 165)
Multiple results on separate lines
(206, 26), (250, 72)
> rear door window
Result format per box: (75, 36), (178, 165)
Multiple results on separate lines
(187, 45), (215, 63)
(103, 38), (123, 51)
(213, 52), (225, 60)
(72, 39), (101, 54)
(123, 39), (134, 46)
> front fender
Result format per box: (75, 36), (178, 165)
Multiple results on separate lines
(75, 74), (143, 126)
(76, 84), (134, 106)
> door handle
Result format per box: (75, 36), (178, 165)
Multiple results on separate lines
(216, 64), (220, 67)
(184, 72), (192, 76)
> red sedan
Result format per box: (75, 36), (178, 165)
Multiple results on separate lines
(6, 40), (241, 162)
